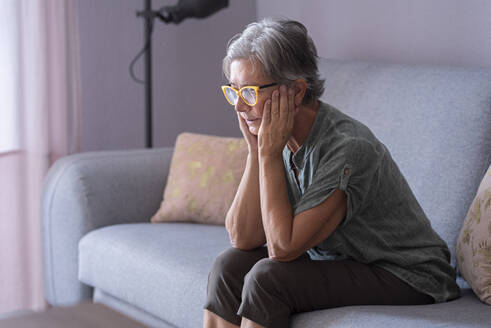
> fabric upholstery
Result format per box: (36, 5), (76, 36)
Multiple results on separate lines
(93, 289), (177, 328)
(79, 223), (231, 328)
(290, 289), (490, 328)
(456, 165), (491, 304)
(42, 147), (174, 306)
(151, 133), (247, 225)
(79, 223), (490, 328)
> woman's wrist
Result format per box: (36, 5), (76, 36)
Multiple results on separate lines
(247, 150), (259, 162)
(258, 148), (283, 161)
(248, 146), (259, 156)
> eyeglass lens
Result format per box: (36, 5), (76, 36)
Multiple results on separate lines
(225, 87), (257, 105)
(224, 87), (238, 104)
(241, 88), (256, 105)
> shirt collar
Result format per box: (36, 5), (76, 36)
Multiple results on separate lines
(283, 101), (327, 170)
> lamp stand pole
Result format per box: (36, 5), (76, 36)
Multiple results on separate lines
(144, 0), (153, 148)
(136, 0), (228, 148)
(137, 0), (169, 148)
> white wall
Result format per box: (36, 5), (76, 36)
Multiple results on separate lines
(257, 0), (491, 68)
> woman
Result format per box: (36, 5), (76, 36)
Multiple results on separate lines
(203, 18), (459, 328)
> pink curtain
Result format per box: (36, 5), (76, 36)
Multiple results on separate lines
(0, 0), (81, 315)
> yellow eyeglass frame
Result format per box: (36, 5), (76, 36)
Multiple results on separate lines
(221, 82), (277, 106)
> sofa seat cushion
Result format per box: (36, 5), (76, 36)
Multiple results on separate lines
(79, 223), (490, 328)
(291, 288), (490, 327)
(79, 223), (231, 328)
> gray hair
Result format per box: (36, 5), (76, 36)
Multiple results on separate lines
(223, 18), (325, 104)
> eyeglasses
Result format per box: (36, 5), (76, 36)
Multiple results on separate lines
(221, 82), (277, 106)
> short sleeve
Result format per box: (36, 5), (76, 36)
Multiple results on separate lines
(293, 138), (381, 228)
(341, 139), (381, 227)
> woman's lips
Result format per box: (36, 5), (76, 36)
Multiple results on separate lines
(245, 118), (259, 124)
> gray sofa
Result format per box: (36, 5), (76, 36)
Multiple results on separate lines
(42, 59), (491, 327)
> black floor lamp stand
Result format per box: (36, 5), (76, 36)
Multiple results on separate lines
(137, 0), (157, 148)
(135, 0), (229, 148)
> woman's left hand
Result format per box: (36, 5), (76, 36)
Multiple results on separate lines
(258, 85), (296, 158)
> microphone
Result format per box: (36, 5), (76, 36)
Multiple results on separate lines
(158, 0), (229, 24)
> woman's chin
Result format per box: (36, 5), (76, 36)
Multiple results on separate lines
(248, 126), (259, 136)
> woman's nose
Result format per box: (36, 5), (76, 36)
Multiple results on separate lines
(235, 96), (250, 112)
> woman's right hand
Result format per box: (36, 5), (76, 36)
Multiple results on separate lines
(237, 112), (258, 154)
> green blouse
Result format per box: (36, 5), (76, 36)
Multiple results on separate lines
(282, 101), (460, 303)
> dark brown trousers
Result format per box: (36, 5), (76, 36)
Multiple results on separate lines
(204, 246), (433, 328)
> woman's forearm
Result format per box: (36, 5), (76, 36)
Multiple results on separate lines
(225, 153), (267, 250)
(258, 154), (294, 259)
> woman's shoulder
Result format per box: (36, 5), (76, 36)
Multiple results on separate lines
(319, 102), (374, 140)
(316, 102), (386, 156)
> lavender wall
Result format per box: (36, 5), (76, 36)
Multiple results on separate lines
(78, 0), (490, 151)
(78, 0), (255, 151)
(257, 0), (491, 68)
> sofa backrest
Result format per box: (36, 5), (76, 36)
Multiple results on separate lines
(318, 58), (491, 268)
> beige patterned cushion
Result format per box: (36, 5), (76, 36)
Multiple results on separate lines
(151, 132), (247, 225)
(456, 164), (491, 305)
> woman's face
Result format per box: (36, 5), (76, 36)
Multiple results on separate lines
(229, 59), (278, 135)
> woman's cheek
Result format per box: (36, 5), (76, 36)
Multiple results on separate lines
(248, 121), (260, 135)
(254, 98), (267, 117)
(251, 106), (262, 118)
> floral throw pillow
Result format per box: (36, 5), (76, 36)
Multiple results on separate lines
(456, 164), (491, 305)
(150, 132), (248, 225)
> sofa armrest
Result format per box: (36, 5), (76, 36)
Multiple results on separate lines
(41, 147), (173, 306)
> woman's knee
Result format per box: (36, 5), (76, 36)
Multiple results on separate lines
(238, 258), (292, 326)
(207, 246), (270, 299)
(205, 246), (269, 320)
(210, 247), (250, 277)
(243, 258), (286, 294)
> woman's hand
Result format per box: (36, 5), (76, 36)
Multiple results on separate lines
(237, 112), (258, 153)
(258, 85), (296, 158)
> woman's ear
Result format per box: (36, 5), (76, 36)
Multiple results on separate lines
(293, 79), (307, 106)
